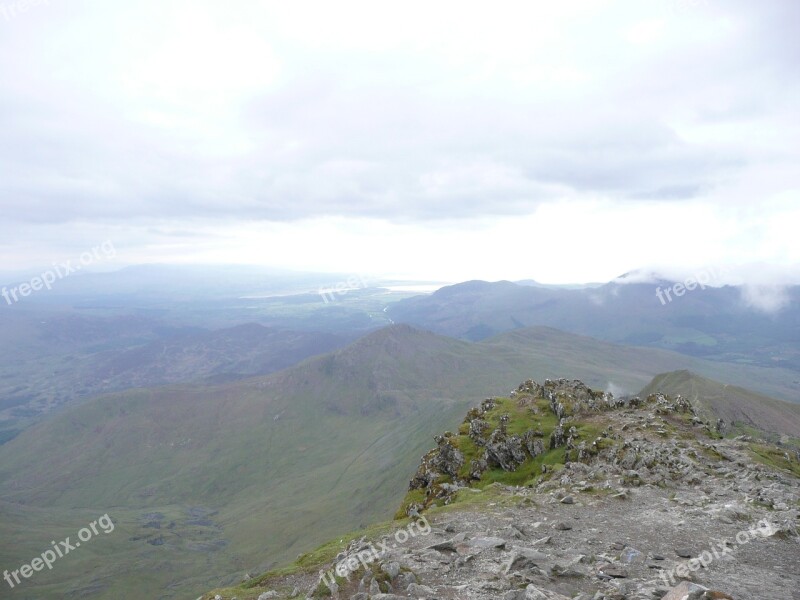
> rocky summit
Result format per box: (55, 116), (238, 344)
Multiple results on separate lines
(203, 379), (799, 600)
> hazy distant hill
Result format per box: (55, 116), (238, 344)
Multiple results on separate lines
(0, 312), (351, 438)
(640, 370), (800, 438)
(90, 322), (350, 388)
(387, 278), (800, 371)
(1, 324), (798, 599)
(481, 326), (800, 404)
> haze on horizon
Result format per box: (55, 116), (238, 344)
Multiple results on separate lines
(1, 0), (798, 284)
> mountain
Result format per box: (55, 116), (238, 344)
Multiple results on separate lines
(481, 327), (800, 406)
(204, 378), (800, 600)
(639, 370), (800, 439)
(0, 326), (493, 599)
(1, 325), (799, 598)
(85, 322), (350, 388)
(0, 264), (365, 302)
(0, 314), (352, 436)
(386, 279), (800, 372)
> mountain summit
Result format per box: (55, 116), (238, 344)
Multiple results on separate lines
(204, 378), (799, 600)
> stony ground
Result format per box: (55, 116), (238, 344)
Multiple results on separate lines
(204, 387), (800, 600)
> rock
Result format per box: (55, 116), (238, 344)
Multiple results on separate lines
(257, 593), (278, 600)
(560, 495), (575, 504)
(502, 524), (526, 539)
(431, 434), (465, 477)
(550, 422), (566, 449)
(675, 548), (694, 558)
(380, 561), (401, 579)
(522, 584), (572, 599)
(551, 559), (588, 578)
(427, 535), (464, 552)
(554, 522), (572, 531)
(470, 458), (489, 480)
(455, 554), (475, 568)
(395, 571), (417, 589)
(531, 535), (551, 545)
(660, 581), (709, 600)
(507, 548), (550, 570)
(469, 536), (507, 549)
(523, 430), (546, 457)
(325, 579), (339, 597)
(598, 564), (628, 578)
(469, 418), (489, 445)
(621, 546), (643, 563)
(485, 428), (528, 471)
(439, 482), (461, 494)
(407, 582), (435, 595)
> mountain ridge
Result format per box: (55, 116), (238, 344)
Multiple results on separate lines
(387, 279), (800, 372)
(203, 377), (799, 600)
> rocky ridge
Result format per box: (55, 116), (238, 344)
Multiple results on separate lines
(203, 379), (799, 600)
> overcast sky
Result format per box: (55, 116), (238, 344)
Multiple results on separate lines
(0, 0), (798, 283)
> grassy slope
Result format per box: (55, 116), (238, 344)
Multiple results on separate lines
(0, 327), (499, 599)
(1, 325), (799, 599)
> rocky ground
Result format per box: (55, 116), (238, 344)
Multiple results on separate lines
(203, 380), (800, 600)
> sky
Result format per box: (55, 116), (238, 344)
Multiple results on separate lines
(0, 0), (798, 283)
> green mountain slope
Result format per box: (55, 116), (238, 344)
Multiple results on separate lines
(0, 327), (504, 599)
(1, 325), (798, 599)
(639, 370), (800, 439)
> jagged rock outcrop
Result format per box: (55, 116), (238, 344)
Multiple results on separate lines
(517, 378), (618, 418)
(430, 433), (464, 477)
(522, 429), (545, 457)
(406, 378), (659, 513)
(485, 424), (527, 472)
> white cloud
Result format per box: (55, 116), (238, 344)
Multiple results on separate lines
(740, 284), (791, 314)
(0, 0), (798, 282)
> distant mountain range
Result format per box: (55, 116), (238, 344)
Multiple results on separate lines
(387, 279), (800, 371)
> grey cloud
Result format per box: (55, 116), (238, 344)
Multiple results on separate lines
(0, 0), (797, 227)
